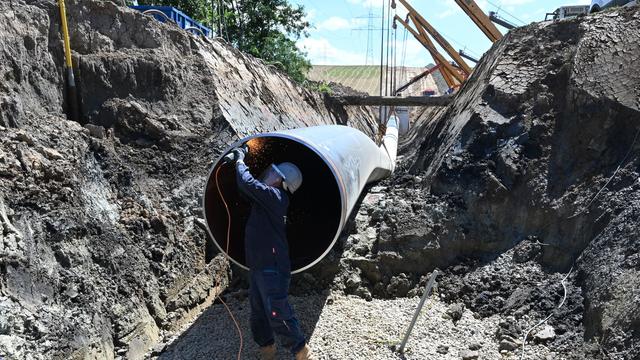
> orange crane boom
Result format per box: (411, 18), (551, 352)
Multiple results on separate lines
(394, 15), (465, 87)
(398, 0), (472, 76)
(453, 0), (503, 42)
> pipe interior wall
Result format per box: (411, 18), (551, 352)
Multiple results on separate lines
(204, 137), (342, 272)
(203, 122), (399, 273)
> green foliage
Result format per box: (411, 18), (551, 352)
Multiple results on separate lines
(134, 0), (311, 83)
(315, 81), (333, 95)
(258, 33), (311, 83)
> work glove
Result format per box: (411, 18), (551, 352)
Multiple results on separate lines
(222, 145), (247, 164)
(232, 147), (246, 162)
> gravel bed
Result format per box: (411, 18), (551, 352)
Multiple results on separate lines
(155, 292), (555, 359)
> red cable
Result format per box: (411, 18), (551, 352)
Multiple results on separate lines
(215, 164), (243, 360)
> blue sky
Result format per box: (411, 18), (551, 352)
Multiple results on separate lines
(293, 0), (592, 66)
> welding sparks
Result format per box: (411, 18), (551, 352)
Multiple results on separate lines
(246, 138), (265, 153)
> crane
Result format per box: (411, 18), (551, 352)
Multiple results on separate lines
(392, 0), (501, 92)
(394, 63), (444, 95)
(396, 0), (473, 76)
(394, 15), (464, 90)
(453, 0), (503, 42)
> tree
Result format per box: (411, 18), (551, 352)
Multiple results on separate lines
(222, 0), (311, 82)
(135, 0), (311, 82)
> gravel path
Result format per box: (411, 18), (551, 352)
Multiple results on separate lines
(155, 292), (554, 360)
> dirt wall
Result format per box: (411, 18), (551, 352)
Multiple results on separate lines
(0, 1), (377, 359)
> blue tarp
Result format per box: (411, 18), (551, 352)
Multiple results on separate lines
(130, 5), (213, 37)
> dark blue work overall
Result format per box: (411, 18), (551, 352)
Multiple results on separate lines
(235, 161), (306, 355)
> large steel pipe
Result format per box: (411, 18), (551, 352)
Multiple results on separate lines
(203, 118), (399, 273)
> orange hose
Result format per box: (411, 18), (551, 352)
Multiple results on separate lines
(215, 164), (243, 360)
(215, 165), (233, 256)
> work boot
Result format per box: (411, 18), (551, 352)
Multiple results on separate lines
(258, 343), (276, 360)
(295, 344), (315, 360)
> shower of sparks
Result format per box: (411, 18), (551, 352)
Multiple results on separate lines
(245, 137), (272, 173)
(246, 138), (265, 154)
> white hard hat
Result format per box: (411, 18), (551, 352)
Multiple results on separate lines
(275, 162), (303, 194)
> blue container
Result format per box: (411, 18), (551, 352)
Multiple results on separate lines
(130, 5), (213, 37)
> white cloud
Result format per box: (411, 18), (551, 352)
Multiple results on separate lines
(394, 4), (409, 19)
(497, 0), (533, 5)
(521, 7), (549, 21)
(436, 0), (463, 19)
(317, 16), (352, 30)
(433, 0), (505, 19)
(314, 16), (367, 31)
(477, 0), (491, 12)
(347, 0), (387, 9)
(303, 8), (317, 23)
(297, 37), (366, 65)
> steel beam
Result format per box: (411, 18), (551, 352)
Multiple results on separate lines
(330, 95), (452, 107)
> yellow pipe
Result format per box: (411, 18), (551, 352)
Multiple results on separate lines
(57, 0), (79, 121)
(58, 0), (73, 68)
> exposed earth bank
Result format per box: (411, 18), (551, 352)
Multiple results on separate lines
(0, 1), (375, 358)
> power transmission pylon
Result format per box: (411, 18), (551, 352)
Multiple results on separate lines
(353, 9), (381, 65)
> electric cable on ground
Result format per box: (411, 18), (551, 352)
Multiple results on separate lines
(568, 126), (640, 219)
(214, 164), (244, 360)
(519, 267), (573, 360)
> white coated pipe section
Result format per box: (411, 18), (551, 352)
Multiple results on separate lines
(204, 117), (400, 273)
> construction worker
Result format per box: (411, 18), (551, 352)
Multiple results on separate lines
(228, 146), (314, 360)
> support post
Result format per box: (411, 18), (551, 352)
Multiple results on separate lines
(397, 270), (439, 354)
(57, 0), (79, 122)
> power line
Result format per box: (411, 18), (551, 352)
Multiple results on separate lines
(385, 0), (391, 96)
(393, 23), (398, 93)
(435, 30), (482, 59)
(379, 0), (385, 98)
(400, 32), (408, 90)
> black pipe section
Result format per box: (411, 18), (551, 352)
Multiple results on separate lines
(394, 68), (432, 95)
(489, 11), (516, 30)
(459, 50), (479, 64)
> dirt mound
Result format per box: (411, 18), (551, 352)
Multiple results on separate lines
(315, 6), (640, 359)
(0, 1), (376, 359)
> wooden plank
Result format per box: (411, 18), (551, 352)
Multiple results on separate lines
(330, 95), (453, 106)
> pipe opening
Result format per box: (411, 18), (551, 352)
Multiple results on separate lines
(204, 136), (342, 273)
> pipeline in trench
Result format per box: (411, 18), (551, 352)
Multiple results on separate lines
(203, 119), (399, 273)
(204, 136), (342, 272)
